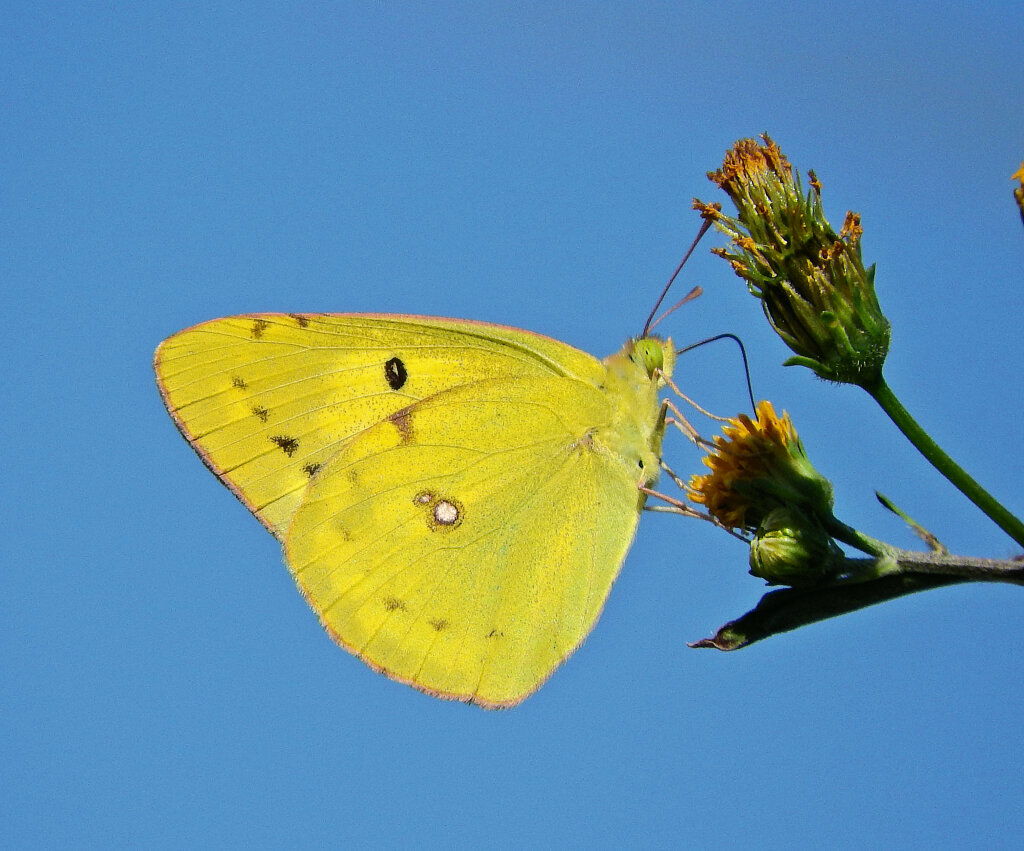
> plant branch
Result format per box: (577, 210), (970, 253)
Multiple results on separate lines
(692, 550), (1024, 651)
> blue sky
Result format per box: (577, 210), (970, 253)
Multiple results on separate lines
(4, 3), (1022, 847)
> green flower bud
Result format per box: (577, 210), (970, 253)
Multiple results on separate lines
(695, 135), (891, 388)
(749, 507), (840, 586)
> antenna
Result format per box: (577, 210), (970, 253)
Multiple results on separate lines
(642, 218), (712, 337)
(647, 285), (702, 333)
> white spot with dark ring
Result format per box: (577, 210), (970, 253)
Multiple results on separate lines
(433, 500), (460, 526)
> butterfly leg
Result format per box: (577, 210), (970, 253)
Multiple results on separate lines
(640, 485), (749, 540)
(659, 370), (738, 424)
(662, 397), (703, 445)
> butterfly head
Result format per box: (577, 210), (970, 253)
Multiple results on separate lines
(628, 336), (675, 384)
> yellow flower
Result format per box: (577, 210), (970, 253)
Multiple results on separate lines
(688, 400), (833, 533)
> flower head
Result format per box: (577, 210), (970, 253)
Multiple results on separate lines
(688, 400), (834, 533)
(695, 135), (890, 388)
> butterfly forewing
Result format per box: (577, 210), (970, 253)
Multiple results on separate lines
(154, 314), (605, 538)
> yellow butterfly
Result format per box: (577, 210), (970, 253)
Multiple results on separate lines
(155, 313), (674, 707)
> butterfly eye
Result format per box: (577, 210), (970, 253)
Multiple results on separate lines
(632, 338), (665, 377)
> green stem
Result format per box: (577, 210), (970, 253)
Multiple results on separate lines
(824, 515), (892, 559)
(865, 375), (1024, 548)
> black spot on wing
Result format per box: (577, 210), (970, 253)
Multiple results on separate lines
(270, 435), (299, 456)
(428, 618), (449, 632)
(232, 376), (247, 389)
(288, 313), (310, 327)
(251, 405), (269, 422)
(251, 318), (270, 339)
(302, 462), (321, 478)
(384, 356), (408, 390)
(383, 596), (407, 612)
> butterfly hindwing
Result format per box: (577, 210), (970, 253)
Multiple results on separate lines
(154, 313), (605, 537)
(284, 376), (646, 707)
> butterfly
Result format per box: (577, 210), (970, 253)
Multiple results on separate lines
(155, 312), (675, 707)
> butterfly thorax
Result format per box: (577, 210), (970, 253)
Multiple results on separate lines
(596, 336), (674, 489)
